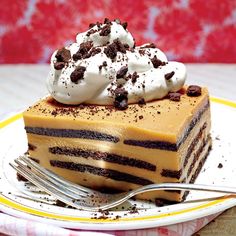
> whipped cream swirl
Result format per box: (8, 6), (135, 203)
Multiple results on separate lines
(47, 19), (186, 107)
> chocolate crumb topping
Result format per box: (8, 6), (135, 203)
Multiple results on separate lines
(124, 43), (129, 49)
(168, 92), (181, 101)
(138, 98), (146, 105)
(104, 18), (111, 24)
(139, 49), (145, 55)
(86, 28), (97, 36)
(114, 39), (127, 53)
(80, 41), (93, 54)
(187, 85), (202, 97)
(54, 47), (71, 69)
(218, 163), (223, 168)
(72, 53), (82, 61)
(70, 66), (86, 83)
(89, 23), (96, 28)
(55, 47), (71, 63)
(88, 47), (102, 57)
(100, 24), (111, 36)
(131, 71), (139, 83)
(165, 71), (175, 80)
(114, 88), (128, 110)
(116, 66), (128, 79)
(139, 115), (143, 119)
(73, 41), (93, 61)
(151, 55), (165, 68)
(54, 62), (65, 70)
(104, 42), (118, 59)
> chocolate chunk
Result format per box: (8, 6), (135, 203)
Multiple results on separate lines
(55, 47), (71, 63)
(124, 43), (130, 49)
(73, 41), (93, 61)
(139, 49), (146, 55)
(86, 28), (97, 36)
(80, 41), (93, 55)
(121, 22), (128, 30)
(168, 92), (181, 101)
(187, 85), (202, 97)
(100, 24), (111, 36)
(84, 47), (101, 58)
(138, 98), (146, 105)
(141, 43), (156, 48)
(113, 88), (128, 110)
(151, 55), (165, 68)
(70, 66), (86, 83)
(72, 53), (82, 61)
(104, 42), (118, 59)
(218, 163), (223, 168)
(96, 21), (102, 28)
(165, 71), (175, 80)
(116, 66), (128, 79)
(54, 62), (65, 70)
(131, 71), (139, 83)
(113, 39), (127, 53)
(104, 18), (111, 24)
(89, 23), (96, 28)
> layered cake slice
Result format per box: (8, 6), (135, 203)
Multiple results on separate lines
(23, 19), (211, 203)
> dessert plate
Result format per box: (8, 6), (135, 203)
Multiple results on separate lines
(0, 97), (236, 230)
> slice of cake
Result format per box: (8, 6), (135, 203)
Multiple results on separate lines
(23, 19), (211, 203)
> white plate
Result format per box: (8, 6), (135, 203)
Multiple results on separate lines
(0, 98), (236, 230)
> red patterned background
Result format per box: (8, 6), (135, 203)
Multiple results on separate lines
(1, 0), (236, 63)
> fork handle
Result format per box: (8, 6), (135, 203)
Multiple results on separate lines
(128, 183), (236, 198)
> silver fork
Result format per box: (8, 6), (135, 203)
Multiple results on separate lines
(10, 155), (236, 211)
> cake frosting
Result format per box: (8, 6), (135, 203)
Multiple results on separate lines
(47, 19), (187, 107)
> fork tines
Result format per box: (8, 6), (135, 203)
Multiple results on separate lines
(10, 155), (106, 211)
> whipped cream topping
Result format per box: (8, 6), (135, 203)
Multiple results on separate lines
(47, 19), (186, 108)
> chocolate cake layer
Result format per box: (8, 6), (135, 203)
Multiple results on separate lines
(123, 140), (177, 151)
(157, 122), (208, 179)
(25, 127), (119, 143)
(183, 122), (207, 166)
(159, 143), (211, 202)
(124, 100), (209, 151)
(189, 145), (211, 184)
(187, 135), (211, 177)
(180, 144), (211, 201)
(161, 169), (182, 179)
(50, 160), (154, 185)
(49, 146), (156, 171)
